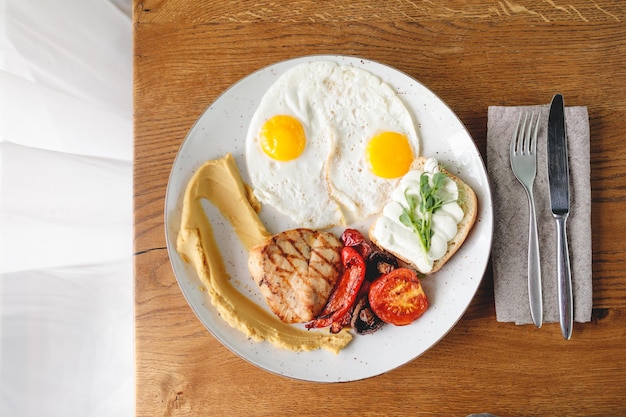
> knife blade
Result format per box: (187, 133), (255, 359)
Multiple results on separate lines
(547, 93), (573, 340)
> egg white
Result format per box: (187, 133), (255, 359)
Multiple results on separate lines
(322, 66), (419, 222)
(246, 61), (344, 229)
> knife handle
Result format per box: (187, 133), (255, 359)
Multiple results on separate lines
(527, 192), (543, 328)
(555, 214), (573, 340)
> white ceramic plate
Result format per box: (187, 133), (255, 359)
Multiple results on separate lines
(165, 55), (493, 382)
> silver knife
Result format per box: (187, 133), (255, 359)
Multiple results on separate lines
(547, 94), (573, 340)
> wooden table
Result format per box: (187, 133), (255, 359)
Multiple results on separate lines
(133, 1), (626, 415)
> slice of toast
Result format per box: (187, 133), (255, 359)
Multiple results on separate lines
(369, 157), (478, 274)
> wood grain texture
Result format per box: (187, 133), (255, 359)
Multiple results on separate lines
(134, 1), (626, 415)
(133, 0), (625, 23)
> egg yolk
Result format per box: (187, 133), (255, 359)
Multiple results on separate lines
(366, 132), (414, 178)
(260, 115), (306, 161)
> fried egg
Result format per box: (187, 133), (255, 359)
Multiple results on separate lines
(245, 61), (419, 228)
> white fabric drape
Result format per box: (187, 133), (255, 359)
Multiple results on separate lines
(1, 1), (133, 416)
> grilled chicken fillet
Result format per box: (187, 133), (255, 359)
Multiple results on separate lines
(248, 228), (343, 323)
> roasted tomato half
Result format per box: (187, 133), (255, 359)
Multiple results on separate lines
(368, 268), (428, 326)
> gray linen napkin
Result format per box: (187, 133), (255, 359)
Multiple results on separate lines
(487, 105), (592, 325)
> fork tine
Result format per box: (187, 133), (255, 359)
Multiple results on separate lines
(521, 112), (530, 154)
(526, 111), (536, 154)
(511, 112), (523, 154)
(531, 111), (540, 155)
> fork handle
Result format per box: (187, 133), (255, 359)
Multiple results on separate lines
(554, 214), (573, 340)
(527, 192), (543, 328)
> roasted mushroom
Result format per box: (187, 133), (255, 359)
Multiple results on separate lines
(366, 250), (398, 281)
(350, 296), (385, 335)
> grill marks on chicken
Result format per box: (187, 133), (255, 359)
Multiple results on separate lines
(248, 229), (343, 323)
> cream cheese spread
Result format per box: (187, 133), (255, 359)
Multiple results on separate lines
(371, 158), (464, 273)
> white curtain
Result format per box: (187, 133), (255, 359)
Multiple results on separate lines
(1, 1), (133, 416)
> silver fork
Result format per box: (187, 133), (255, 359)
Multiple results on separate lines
(510, 111), (543, 328)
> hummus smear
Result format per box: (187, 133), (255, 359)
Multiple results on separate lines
(176, 153), (352, 353)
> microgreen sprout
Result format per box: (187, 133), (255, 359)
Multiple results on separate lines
(399, 172), (455, 254)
